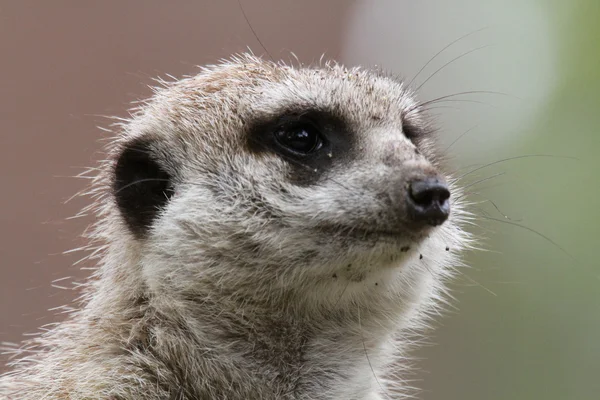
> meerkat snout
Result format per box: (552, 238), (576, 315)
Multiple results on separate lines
(406, 177), (451, 226)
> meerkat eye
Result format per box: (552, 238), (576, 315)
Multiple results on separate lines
(273, 122), (324, 155)
(402, 121), (419, 140)
(402, 117), (431, 143)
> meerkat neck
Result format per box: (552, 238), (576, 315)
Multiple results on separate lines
(132, 291), (399, 398)
(85, 254), (413, 398)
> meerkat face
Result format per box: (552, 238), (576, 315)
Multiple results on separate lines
(111, 55), (457, 295)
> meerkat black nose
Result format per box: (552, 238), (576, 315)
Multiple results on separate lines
(407, 178), (451, 226)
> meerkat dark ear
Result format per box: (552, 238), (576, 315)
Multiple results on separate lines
(113, 138), (174, 238)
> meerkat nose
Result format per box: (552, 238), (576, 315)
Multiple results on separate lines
(407, 178), (451, 226)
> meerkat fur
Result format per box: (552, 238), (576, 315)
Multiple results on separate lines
(1, 54), (473, 399)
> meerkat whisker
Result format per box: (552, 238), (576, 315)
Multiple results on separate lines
(408, 26), (489, 88)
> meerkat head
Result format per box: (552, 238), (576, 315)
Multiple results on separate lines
(109, 54), (464, 309)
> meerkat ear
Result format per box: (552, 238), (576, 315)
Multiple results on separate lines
(113, 138), (174, 238)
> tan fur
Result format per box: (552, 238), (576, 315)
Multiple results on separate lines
(1, 54), (472, 399)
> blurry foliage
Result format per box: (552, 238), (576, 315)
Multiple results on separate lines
(420, 1), (599, 399)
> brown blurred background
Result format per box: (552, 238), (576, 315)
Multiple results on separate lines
(2, 1), (599, 399)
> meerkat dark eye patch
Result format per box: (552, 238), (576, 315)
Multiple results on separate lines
(401, 114), (434, 145)
(401, 119), (425, 141)
(402, 122), (419, 140)
(246, 109), (355, 185)
(113, 138), (174, 238)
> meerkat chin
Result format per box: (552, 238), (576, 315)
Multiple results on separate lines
(1, 54), (471, 399)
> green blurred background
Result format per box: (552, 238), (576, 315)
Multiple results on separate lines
(412, 1), (600, 399)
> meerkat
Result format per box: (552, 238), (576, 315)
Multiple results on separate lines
(0, 54), (471, 399)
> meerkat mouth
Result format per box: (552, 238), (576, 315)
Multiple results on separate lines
(315, 223), (435, 243)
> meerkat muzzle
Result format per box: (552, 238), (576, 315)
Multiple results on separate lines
(406, 177), (451, 226)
